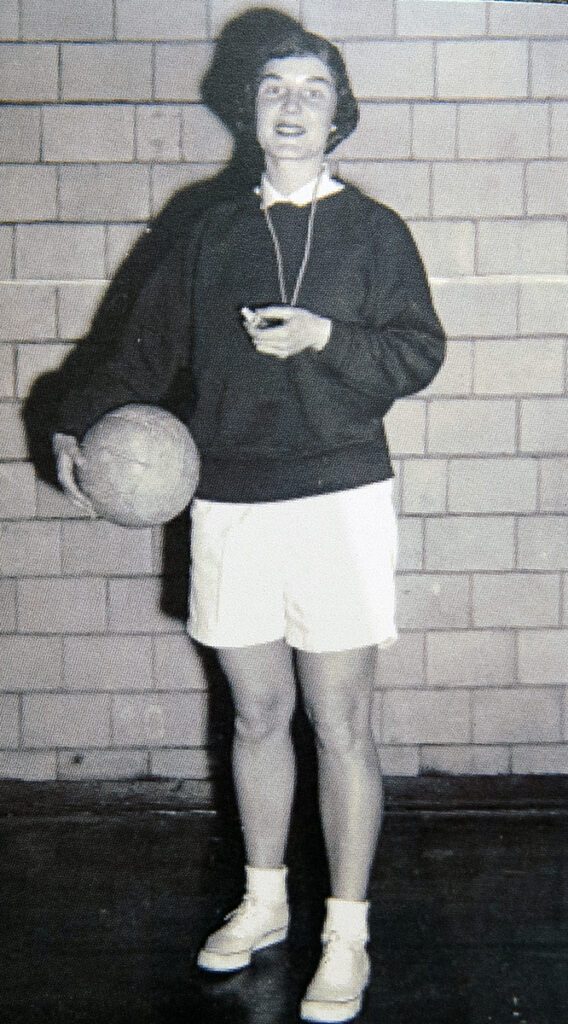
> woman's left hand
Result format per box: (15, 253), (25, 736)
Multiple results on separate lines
(245, 306), (331, 359)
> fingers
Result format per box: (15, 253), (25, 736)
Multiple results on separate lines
(56, 451), (96, 516)
(250, 325), (295, 359)
(250, 324), (288, 343)
(254, 305), (294, 321)
(254, 345), (291, 360)
(243, 306), (312, 357)
(242, 305), (294, 333)
(52, 433), (96, 516)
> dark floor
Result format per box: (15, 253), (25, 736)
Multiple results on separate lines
(2, 792), (568, 1024)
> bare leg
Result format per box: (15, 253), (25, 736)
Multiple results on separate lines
(217, 640), (297, 869)
(296, 646), (382, 901)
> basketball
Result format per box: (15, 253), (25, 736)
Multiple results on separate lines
(76, 405), (200, 527)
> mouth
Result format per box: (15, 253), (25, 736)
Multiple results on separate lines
(275, 123), (306, 137)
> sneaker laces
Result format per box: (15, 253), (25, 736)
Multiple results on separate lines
(223, 894), (262, 935)
(319, 931), (367, 984)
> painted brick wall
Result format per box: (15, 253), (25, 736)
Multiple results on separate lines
(1, 0), (567, 781)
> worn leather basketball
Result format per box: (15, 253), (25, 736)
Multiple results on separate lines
(77, 405), (199, 527)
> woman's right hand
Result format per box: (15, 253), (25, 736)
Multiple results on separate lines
(52, 433), (96, 516)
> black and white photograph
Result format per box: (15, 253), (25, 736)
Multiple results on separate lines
(1, 1), (567, 1021)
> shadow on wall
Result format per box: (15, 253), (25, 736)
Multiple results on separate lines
(22, 7), (308, 623)
(20, 7), (342, 863)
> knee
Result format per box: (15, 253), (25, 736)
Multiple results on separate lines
(234, 692), (295, 744)
(307, 697), (373, 758)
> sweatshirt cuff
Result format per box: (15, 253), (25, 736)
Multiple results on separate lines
(315, 319), (356, 368)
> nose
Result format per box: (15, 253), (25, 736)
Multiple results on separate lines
(282, 87), (301, 115)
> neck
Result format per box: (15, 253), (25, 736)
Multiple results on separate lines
(264, 156), (325, 196)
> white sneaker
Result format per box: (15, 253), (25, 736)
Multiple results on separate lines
(300, 930), (370, 1022)
(197, 894), (289, 972)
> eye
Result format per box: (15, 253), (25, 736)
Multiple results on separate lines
(303, 84), (332, 104)
(260, 80), (283, 98)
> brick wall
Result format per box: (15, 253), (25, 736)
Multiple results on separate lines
(1, 0), (567, 781)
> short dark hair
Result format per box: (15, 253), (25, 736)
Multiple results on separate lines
(201, 9), (359, 154)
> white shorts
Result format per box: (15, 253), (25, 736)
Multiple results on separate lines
(187, 480), (398, 653)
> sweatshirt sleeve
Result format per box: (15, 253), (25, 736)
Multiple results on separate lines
(54, 233), (200, 440)
(315, 207), (446, 407)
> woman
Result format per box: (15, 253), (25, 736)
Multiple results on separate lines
(54, 18), (445, 1023)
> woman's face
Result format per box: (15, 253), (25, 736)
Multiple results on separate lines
(255, 55), (337, 163)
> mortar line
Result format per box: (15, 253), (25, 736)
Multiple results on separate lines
(424, 396), (431, 460)
(177, 103), (183, 161)
(472, 210), (479, 277)
(109, 691), (116, 746)
(150, 41), (156, 103)
(467, 690), (474, 745)
(54, 280), (61, 340)
(10, 223), (16, 280)
(513, 625), (521, 692)
(133, 103), (140, 162)
(54, 161), (62, 223)
(57, 42), (63, 103)
(151, 634), (157, 691)
(38, 104), (45, 164)
(546, 99), (553, 160)
(514, 394), (522, 466)
(18, 692), (23, 749)
(148, 162), (155, 222)
(103, 223), (110, 279)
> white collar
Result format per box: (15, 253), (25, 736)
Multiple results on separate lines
(255, 166), (344, 208)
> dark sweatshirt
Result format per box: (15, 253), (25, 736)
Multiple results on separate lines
(55, 183), (446, 502)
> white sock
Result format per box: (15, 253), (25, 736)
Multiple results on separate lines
(323, 897), (369, 942)
(245, 864), (288, 904)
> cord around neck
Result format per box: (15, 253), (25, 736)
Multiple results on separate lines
(260, 163), (325, 307)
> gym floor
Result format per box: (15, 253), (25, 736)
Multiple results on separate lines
(2, 774), (568, 1024)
